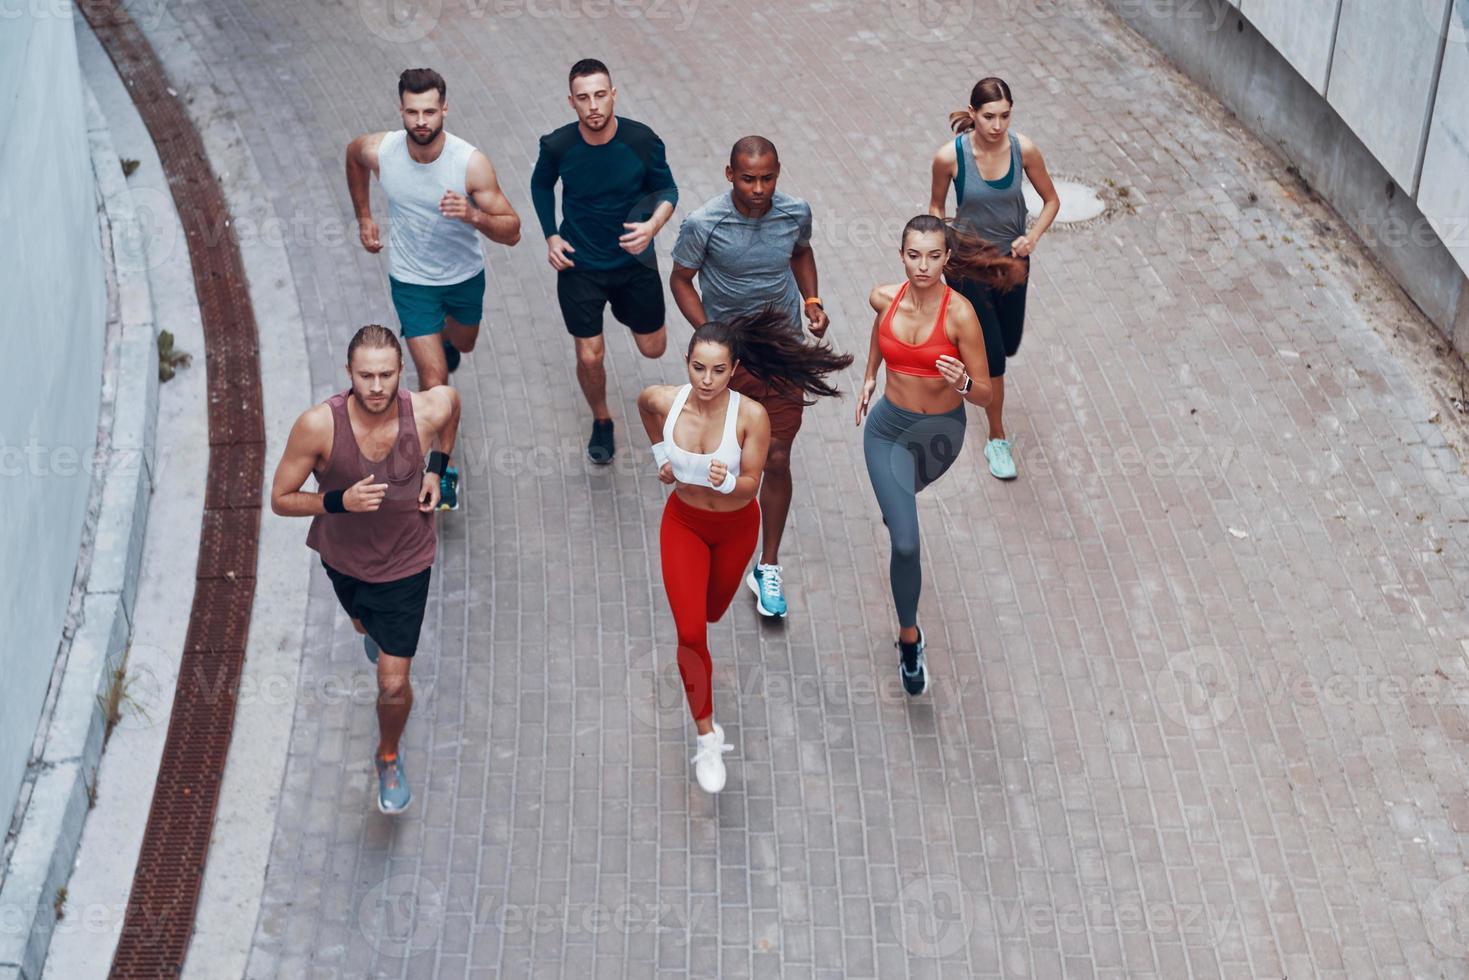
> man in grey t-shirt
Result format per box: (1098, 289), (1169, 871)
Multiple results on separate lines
(670, 136), (830, 620)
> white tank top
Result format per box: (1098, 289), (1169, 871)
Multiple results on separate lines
(378, 129), (485, 286)
(663, 385), (743, 488)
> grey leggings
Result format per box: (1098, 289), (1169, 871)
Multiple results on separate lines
(862, 397), (967, 629)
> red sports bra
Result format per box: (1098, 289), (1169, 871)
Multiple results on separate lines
(878, 281), (959, 378)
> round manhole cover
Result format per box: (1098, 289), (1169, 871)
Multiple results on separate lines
(1023, 173), (1116, 231)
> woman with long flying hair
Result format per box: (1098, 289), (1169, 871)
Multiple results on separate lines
(857, 215), (1025, 694)
(639, 311), (851, 793)
(929, 76), (1060, 481)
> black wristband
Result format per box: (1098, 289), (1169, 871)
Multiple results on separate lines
(426, 451), (449, 476)
(323, 489), (346, 514)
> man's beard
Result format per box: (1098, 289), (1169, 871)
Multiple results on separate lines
(581, 113), (610, 132)
(407, 122), (442, 146)
(352, 383), (399, 414)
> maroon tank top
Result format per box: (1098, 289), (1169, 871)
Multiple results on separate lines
(305, 389), (437, 582)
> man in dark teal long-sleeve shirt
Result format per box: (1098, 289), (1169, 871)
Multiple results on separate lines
(531, 58), (678, 464)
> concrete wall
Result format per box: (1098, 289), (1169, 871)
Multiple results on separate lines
(1104, 0), (1469, 353)
(1239, 0), (1341, 92)
(0, 9), (107, 831)
(1325, 0), (1449, 192)
(1419, 7), (1469, 280)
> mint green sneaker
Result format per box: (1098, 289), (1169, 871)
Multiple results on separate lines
(375, 755), (412, 814)
(984, 439), (1017, 480)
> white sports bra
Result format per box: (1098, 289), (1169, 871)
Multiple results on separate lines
(663, 385), (743, 488)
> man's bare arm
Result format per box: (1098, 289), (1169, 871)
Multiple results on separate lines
(669, 263), (707, 328)
(347, 132), (386, 252)
(271, 406), (334, 517)
(425, 385), (461, 459)
(455, 150), (521, 246)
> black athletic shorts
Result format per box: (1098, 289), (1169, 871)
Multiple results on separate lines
(322, 560), (432, 659)
(556, 261), (666, 338)
(953, 258), (1029, 378)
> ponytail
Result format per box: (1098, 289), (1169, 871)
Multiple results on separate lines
(689, 310), (853, 402)
(950, 76), (1014, 134)
(901, 214), (1027, 292)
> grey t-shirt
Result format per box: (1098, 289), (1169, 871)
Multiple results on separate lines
(671, 190), (813, 330)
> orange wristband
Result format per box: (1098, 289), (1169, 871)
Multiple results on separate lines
(803, 297), (822, 306)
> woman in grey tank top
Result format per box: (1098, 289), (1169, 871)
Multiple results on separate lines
(928, 77), (1061, 481)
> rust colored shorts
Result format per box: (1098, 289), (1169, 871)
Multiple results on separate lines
(729, 365), (806, 443)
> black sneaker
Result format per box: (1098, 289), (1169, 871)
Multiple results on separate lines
(588, 419), (615, 465)
(442, 339), (461, 374)
(898, 627), (927, 696)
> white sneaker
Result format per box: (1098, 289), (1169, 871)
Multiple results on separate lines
(692, 722), (733, 794)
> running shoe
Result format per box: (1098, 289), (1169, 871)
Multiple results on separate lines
(691, 722), (733, 794)
(438, 465), (460, 511)
(363, 633), (379, 665)
(442, 339), (461, 374)
(898, 626), (928, 697)
(746, 563), (788, 618)
(588, 419), (615, 465)
(374, 754), (412, 814)
(984, 439), (1017, 480)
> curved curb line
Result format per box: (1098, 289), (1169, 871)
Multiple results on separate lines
(0, 75), (160, 980)
(77, 2), (269, 976)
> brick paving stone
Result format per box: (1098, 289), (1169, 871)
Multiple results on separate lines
(130, 0), (1469, 976)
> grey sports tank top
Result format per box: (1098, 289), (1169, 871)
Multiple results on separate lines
(954, 132), (1028, 257)
(378, 129), (484, 286)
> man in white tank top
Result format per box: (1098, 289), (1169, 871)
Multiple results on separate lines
(346, 69), (519, 510)
(345, 68), (519, 438)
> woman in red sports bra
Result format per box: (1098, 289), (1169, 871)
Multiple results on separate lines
(856, 214), (1026, 695)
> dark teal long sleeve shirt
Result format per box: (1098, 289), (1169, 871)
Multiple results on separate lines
(529, 117), (678, 270)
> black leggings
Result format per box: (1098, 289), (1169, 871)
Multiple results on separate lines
(953, 262), (1029, 378)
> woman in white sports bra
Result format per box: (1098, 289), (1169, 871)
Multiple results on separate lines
(637, 309), (852, 794)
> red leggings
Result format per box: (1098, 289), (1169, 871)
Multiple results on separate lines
(659, 493), (760, 722)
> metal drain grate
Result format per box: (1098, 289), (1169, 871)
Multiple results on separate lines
(77, 2), (267, 976)
(1023, 173), (1124, 232)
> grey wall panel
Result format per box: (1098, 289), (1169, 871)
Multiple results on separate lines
(1239, 0), (1342, 92)
(1417, 2), (1469, 278)
(1327, 0), (1451, 190)
(0, 9), (107, 831)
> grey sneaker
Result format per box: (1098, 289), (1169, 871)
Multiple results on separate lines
(374, 755), (412, 814)
(363, 634), (379, 665)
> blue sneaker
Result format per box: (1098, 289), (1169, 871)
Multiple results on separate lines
(374, 755), (412, 814)
(746, 563), (788, 618)
(898, 627), (928, 696)
(438, 465), (460, 511)
(363, 633), (379, 665)
(984, 439), (1017, 480)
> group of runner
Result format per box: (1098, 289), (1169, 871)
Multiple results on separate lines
(270, 62), (1061, 808)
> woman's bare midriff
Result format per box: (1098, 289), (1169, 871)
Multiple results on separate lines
(674, 485), (751, 513)
(883, 372), (964, 415)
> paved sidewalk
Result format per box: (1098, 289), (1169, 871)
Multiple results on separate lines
(145, 1), (1469, 977)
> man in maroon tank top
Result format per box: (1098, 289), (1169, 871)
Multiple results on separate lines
(270, 325), (460, 815)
